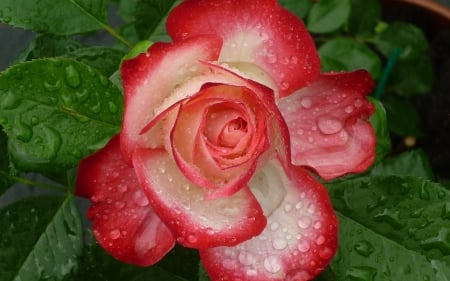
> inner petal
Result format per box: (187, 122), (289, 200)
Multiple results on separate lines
(219, 117), (248, 147)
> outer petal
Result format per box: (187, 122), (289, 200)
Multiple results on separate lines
(166, 0), (320, 97)
(132, 148), (267, 249)
(278, 70), (376, 180)
(120, 35), (222, 162)
(76, 136), (175, 266)
(200, 160), (338, 281)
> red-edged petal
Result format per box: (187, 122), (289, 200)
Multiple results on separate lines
(278, 70), (376, 180)
(120, 35), (222, 162)
(166, 0), (320, 97)
(132, 147), (267, 249)
(76, 136), (175, 266)
(200, 160), (338, 281)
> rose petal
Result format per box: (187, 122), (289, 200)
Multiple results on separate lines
(200, 160), (338, 281)
(166, 0), (320, 97)
(120, 35), (222, 162)
(76, 136), (175, 266)
(278, 70), (376, 180)
(132, 147), (267, 249)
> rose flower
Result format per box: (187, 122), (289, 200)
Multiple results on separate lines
(76, 0), (376, 280)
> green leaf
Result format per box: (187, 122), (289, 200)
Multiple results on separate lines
(327, 176), (450, 281)
(373, 22), (429, 61)
(348, 0), (381, 36)
(319, 37), (382, 79)
(368, 97), (391, 164)
(75, 241), (189, 281)
(158, 245), (200, 281)
(279, 0), (313, 19)
(387, 54), (434, 97)
(0, 0), (108, 35)
(134, 0), (177, 40)
(382, 95), (421, 137)
(306, 0), (351, 34)
(198, 262), (211, 281)
(0, 58), (123, 175)
(14, 35), (84, 64)
(63, 47), (126, 77)
(118, 0), (139, 22)
(369, 150), (435, 180)
(0, 129), (14, 196)
(0, 195), (83, 281)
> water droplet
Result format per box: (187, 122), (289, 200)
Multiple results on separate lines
(43, 80), (62, 92)
(317, 115), (343, 135)
(420, 228), (450, 255)
(346, 266), (377, 281)
(354, 240), (374, 257)
(419, 182), (430, 200)
(117, 184), (128, 193)
(30, 116), (39, 125)
(187, 234), (198, 244)
(300, 97), (312, 109)
(373, 208), (404, 229)
(298, 217), (312, 229)
(76, 89), (89, 103)
(319, 247), (334, 260)
(222, 258), (237, 270)
(90, 102), (102, 113)
(267, 53), (277, 64)
(238, 251), (256, 266)
(284, 204), (293, 213)
(114, 201), (125, 210)
(110, 229), (121, 240)
(61, 93), (73, 108)
(273, 238), (288, 250)
(99, 75), (109, 86)
(65, 65), (81, 88)
(345, 105), (354, 114)
(2, 91), (21, 110)
(315, 235), (326, 245)
(263, 256), (282, 273)
(133, 191), (149, 207)
(16, 122), (33, 142)
(41, 126), (62, 159)
(297, 240), (310, 253)
(108, 101), (118, 113)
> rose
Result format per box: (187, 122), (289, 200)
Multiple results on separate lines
(76, 0), (376, 280)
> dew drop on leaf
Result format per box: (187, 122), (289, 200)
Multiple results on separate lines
(16, 122), (33, 142)
(353, 240), (375, 257)
(346, 266), (377, 281)
(2, 91), (21, 110)
(64, 65), (81, 88)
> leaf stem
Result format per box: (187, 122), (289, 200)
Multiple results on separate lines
(0, 170), (66, 193)
(374, 48), (402, 100)
(69, 0), (133, 48)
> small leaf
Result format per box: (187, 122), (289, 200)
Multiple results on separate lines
(348, 0), (381, 36)
(0, 195), (83, 281)
(319, 37), (382, 79)
(0, 58), (123, 175)
(63, 47), (126, 77)
(373, 22), (429, 61)
(198, 262), (211, 281)
(0, 0), (108, 35)
(327, 176), (450, 281)
(387, 54), (434, 97)
(368, 97), (391, 164)
(382, 95), (421, 137)
(134, 0), (177, 40)
(369, 150), (435, 180)
(278, 0), (313, 19)
(306, 0), (351, 34)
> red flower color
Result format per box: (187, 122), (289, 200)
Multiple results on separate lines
(76, 0), (376, 280)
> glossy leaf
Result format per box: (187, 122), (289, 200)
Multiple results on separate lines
(307, 0), (351, 34)
(64, 47), (126, 77)
(382, 95), (421, 137)
(348, 0), (381, 36)
(327, 176), (450, 281)
(374, 22), (429, 61)
(279, 0), (313, 19)
(319, 37), (382, 80)
(0, 196), (83, 281)
(368, 97), (391, 164)
(0, 58), (123, 174)
(387, 54), (434, 97)
(0, 0), (108, 35)
(369, 150), (435, 180)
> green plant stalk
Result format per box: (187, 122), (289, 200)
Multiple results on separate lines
(374, 48), (402, 99)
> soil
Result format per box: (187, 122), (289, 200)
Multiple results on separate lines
(383, 4), (450, 180)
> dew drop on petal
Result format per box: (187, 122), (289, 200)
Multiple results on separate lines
(114, 201), (125, 210)
(319, 247), (334, 260)
(300, 97), (312, 109)
(345, 105), (354, 114)
(117, 184), (128, 193)
(298, 217), (312, 229)
(273, 238), (288, 250)
(187, 234), (198, 244)
(109, 229), (121, 240)
(297, 240), (310, 253)
(315, 235), (326, 245)
(270, 222), (280, 231)
(134, 191), (149, 207)
(263, 256), (282, 273)
(317, 115), (344, 135)
(239, 251), (256, 266)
